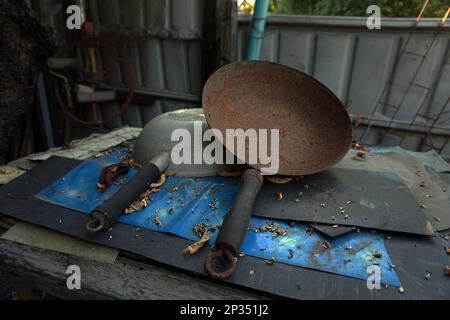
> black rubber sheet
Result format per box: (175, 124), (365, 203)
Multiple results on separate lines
(253, 168), (433, 236)
(0, 156), (449, 299)
(336, 148), (450, 231)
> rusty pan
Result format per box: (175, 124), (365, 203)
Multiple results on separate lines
(202, 61), (352, 280)
(202, 60), (352, 176)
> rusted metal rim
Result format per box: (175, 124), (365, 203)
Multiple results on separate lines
(202, 61), (352, 176)
(204, 249), (237, 280)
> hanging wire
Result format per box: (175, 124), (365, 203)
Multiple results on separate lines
(53, 34), (136, 127)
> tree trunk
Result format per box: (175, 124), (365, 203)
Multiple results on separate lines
(0, 0), (56, 164)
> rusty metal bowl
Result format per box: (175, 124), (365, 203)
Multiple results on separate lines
(202, 61), (352, 176)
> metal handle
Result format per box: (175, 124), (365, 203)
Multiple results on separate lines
(86, 153), (169, 232)
(204, 169), (263, 279)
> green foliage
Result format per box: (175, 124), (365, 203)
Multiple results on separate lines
(271, 0), (448, 17)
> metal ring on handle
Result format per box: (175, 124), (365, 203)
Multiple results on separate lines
(85, 215), (105, 233)
(204, 249), (237, 280)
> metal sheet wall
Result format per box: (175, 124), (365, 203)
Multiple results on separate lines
(88, 0), (204, 127)
(33, 2), (450, 156)
(238, 15), (450, 156)
(91, 0), (203, 39)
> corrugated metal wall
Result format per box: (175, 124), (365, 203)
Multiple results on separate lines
(88, 0), (204, 127)
(33, 2), (450, 156)
(238, 15), (450, 156)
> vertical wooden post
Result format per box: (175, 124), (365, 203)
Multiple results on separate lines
(202, 0), (238, 88)
(217, 0), (238, 66)
(201, 0), (218, 87)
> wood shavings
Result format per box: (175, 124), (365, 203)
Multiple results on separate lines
(352, 140), (370, 153)
(320, 240), (331, 251)
(153, 217), (162, 227)
(275, 192), (283, 201)
(96, 182), (106, 193)
(125, 197), (149, 215)
(351, 141), (372, 160)
(125, 188), (160, 215)
(121, 156), (141, 169)
(150, 174), (166, 188)
(193, 223), (208, 238)
(165, 171), (177, 177)
(208, 198), (219, 210)
(182, 229), (210, 256)
(444, 265), (450, 276)
(255, 223), (288, 237)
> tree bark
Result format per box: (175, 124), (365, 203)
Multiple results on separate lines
(0, 0), (56, 164)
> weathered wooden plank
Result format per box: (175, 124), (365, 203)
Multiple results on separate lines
(0, 238), (264, 300)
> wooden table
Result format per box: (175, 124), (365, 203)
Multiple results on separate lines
(1, 128), (449, 300)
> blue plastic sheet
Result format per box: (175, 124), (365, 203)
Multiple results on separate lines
(36, 149), (401, 287)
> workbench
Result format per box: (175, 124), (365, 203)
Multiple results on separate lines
(0, 127), (449, 300)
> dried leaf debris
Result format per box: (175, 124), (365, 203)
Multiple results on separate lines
(254, 223), (288, 238)
(124, 173), (167, 215)
(444, 265), (450, 276)
(352, 140), (371, 159)
(125, 188), (161, 215)
(183, 223), (210, 255)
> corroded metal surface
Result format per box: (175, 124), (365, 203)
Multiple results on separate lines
(202, 61), (352, 176)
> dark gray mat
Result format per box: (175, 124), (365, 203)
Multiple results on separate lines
(253, 168), (433, 236)
(336, 149), (450, 231)
(0, 157), (448, 299)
